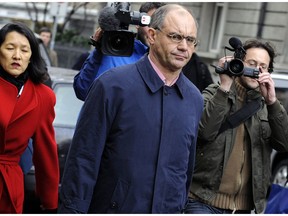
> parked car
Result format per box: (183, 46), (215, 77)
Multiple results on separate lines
(23, 67), (83, 213)
(49, 67), (84, 179)
(270, 72), (288, 187)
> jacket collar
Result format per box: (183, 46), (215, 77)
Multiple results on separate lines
(136, 54), (188, 99)
(0, 78), (38, 127)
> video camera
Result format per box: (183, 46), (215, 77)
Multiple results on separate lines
(94, 2), (151, 57)
(212, 37), (259, 78)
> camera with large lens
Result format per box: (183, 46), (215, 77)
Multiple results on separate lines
(212, 37), (259, 78)
(94, 2), (151, 57)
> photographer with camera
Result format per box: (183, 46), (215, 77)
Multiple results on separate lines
(73, 3), (165, 101)
(184, 39), (288, 214)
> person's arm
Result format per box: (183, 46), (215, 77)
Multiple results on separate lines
(33, 87), (59, 211)
(267, 99), (288, 151)
(58, 78), (111, 213)
(73, 49), (103, 101)
(258, 70), (288, 151)
(198, 56), (234, 141)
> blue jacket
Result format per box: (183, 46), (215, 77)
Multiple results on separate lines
(59, 55), (204, 213)
(73, 39), (148, 101)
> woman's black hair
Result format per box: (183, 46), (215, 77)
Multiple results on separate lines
(0, 22), (49, 83)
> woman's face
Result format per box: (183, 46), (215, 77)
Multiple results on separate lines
(0, 31), (32, 77)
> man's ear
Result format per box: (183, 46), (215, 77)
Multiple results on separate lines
(147, 28), (157, 45)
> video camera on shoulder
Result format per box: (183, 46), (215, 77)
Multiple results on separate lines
(211, 37), (259, 78)
(92, 2), (151, 57)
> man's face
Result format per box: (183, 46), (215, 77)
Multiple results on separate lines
(148, 8), (197, 73)
(39, 31), (51, 47)
(240, 47), (270, 89)
(137, 8), (156, 46)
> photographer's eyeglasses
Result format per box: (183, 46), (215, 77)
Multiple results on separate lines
(155, 27), (198, 47)
(244, 59), (269, 71)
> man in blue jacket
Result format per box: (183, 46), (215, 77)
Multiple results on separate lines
(58, 4), (203, 213)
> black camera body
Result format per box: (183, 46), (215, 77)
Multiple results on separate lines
(213, 37), (259, 78)
(221, 61), (260, 78)
(113, 2), (150, 29)
(99, 2), (150, 57)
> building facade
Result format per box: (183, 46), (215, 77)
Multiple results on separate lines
(1, 2), (288, 72)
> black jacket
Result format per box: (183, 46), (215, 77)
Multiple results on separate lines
(183, 53), (213, 92)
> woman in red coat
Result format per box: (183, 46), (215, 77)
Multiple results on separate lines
(0, 22), (59, 213)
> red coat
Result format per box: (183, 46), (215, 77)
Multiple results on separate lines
(0, 77), (59, 213)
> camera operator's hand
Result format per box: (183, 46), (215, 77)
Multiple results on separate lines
(89, 27), (104, 51)
(218, 56), (234, 92)
(93, 27), (104, 42)
(257, 69), (277, 105)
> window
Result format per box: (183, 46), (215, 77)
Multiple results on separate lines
(197, 2), (228, 58)
(209, 2), (228, 52)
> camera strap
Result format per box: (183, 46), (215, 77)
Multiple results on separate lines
(218, 97), (263, 135)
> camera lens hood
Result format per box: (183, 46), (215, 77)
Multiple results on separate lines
(229, 59), (244, 75)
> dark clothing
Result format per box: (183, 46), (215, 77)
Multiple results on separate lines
(59, 55), (203, 213)
(19, 139), (33, 174)
(183, 53), (213, 92)
(72, 52), (90, 70)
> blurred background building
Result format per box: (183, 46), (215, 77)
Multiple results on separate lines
(1, 2), (288, 74)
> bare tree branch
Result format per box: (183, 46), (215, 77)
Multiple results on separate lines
(42, 2), (49, 26)
(59, 2), (90, 33)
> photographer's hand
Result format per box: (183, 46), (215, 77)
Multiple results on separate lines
(257, 69), (276, 105)
(93, 27), (103, 41)
(218, 56), (234, 92)
(89, 27), (104, 52)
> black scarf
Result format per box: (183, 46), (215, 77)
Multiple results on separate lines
(0, 66), (29, 93)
